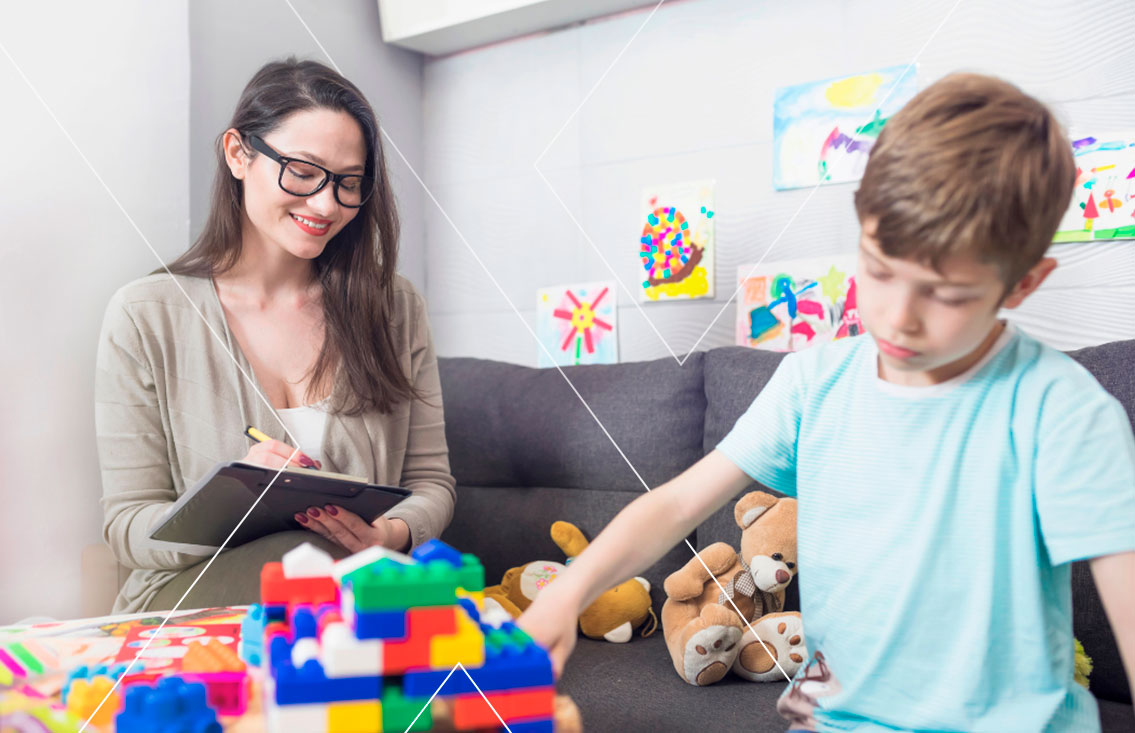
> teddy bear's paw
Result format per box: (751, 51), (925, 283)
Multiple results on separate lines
(732, 613), (806, 682)
(682, 625), (743, 686)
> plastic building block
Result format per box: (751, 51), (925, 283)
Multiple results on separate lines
(402, 623), (553, 697)
(344, 559), (461, 612)
(179, 671), (249, 716)
(508, 716), (555, 733)
(265, 604), (288, 622)
(283, 542), (335, 578)
(0, 690), (83, 733)
(452, 687), (554, 730)
(292, 637), (321, 668)
(239, 604), (267, 666)
(411, 538), (463, 567)
(115, 677), (221, 733)
(273, 658), (383, 705)
(64, 676), (120, 728)
(263, 693), (327, 732)
(327, 699), (382, 732)
(182, 638), (245, 673)
(456, 554), (485, 592)
(262, 562), (338, 607)
(381, 684), (432, 733)
(353, 608), (407, 640)
(61, 663), (128, 704)
(429, 607), (485, 669)
(320, 622), (384, 678)
(291, 605), (319, 640)
(381, 606), (464, 674)
(334, 546), (414, 584)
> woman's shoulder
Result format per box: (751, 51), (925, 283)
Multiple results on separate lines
(108, 272), (211, 311)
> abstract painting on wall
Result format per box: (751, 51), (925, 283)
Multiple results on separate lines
(1054, 133), (1135, 243)
(537, 281), (618, 367)
(773, 65), (918, 190)
(736, 256), (864, 352)
(639, 180), (715, 301)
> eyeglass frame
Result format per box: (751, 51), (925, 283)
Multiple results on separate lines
(244, 133), (375, 209)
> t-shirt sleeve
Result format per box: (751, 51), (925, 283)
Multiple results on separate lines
(1035, 379), (1135, 566)
(715, 353), (805, 497)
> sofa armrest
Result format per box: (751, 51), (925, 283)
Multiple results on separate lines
(80, 543), (127, 618)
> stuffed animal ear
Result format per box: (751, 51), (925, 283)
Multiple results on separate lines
(551, 521), (590, 558)
(734, 491), (778, 529)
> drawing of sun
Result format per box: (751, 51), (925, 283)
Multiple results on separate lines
(553, 286), (613, 356)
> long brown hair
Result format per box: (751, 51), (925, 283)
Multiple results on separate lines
(162, 57), (417, 415)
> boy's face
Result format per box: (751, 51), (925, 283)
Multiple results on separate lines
(855, 216), (1053, 386)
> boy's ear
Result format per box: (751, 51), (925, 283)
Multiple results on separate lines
(1001, 257), (1057, 310)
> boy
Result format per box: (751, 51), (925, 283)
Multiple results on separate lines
(518, 73), (1135, 731)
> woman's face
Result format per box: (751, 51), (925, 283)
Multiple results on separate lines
(226, 108), (367, 261)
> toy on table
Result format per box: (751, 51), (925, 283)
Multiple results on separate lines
(0, 687), (83, 733)
(61, 662), (128, 728)
(483, 521), (658, 643)
(244, 538), (561, 732)
(179, 638), (249, 715)
(662, 491), (805, 686)
(116, 676), (221, 733)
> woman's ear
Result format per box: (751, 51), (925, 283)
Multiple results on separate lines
(222, 128), (249, 181)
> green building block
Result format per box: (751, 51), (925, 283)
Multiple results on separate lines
(457, 554), (485, 592)
(345, 558), (461, 611)
(382, 684), (432, 732)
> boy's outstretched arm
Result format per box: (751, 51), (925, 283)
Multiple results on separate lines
(1090, 551), (1135, 710)
(517, 450), (754, 675)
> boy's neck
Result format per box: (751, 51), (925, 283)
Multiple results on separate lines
(878, 321), (1006, 387)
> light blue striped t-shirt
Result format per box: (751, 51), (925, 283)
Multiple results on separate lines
(717, 324), (1135, 732)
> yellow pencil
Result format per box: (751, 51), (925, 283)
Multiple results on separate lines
(244, 425), (318, 469)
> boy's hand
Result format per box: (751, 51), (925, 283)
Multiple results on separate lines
(517, 589), (580, 679)
(296, 506), (410, 553)
(1090, 550), (1135, 708)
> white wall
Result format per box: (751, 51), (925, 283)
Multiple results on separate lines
(189, 0), (426, 289)
(0, 2), (191, 623)
(422, 0), (1135, 364)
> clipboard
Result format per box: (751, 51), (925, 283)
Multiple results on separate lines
(147, 461), (411, 555)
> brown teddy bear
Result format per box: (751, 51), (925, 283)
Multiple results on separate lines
(483, 520), (658, 643)
(661, 491), (805, 686)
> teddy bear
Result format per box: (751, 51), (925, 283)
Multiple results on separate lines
(661, 490), (805, 686)
(483, 520), (658, 643)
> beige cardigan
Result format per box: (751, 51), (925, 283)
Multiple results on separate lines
(94, 272), (456, 613)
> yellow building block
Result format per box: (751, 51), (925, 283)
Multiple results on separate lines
(66, 677), (120, 728)
(328, 699), (382, 733)
(429, 609), (485, 669)
(455, 589), (484, 610)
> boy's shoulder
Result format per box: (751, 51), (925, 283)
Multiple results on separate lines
(1003, 327), (1123, 416)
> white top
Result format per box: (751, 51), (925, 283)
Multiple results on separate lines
(275, 398), (330, 463)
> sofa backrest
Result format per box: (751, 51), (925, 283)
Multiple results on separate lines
(437, 353), (708, 605)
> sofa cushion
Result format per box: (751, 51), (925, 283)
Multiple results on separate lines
(439, 353), (707, 491)
(439, 485), (694, 611)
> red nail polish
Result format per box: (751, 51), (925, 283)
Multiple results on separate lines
(308, 507), (321, 518)
(314, 460), (323, 469)
(326, 505), (338, 516)
(295, 513), (308, 524)
(299, 456), (316, 468)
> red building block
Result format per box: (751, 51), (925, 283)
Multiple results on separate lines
(452, 687), (555, 730)
(383, 607), (458, 675)
(261, 563), (338, 607)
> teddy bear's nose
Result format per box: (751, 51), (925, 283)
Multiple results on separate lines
(776, 569), (790, 584)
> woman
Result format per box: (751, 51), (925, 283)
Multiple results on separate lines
(94, 57), (455, 614)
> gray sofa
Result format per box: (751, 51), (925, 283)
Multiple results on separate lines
(437, 341), (1134, 732)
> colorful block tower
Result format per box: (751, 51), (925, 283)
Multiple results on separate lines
(249, 539), (556, 732)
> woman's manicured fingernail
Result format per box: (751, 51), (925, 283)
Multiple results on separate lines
(314, 460), (322, 469)
(295, 513), (308, 524)
(307, 507), (321, 518)
(325, 505), (338, 516)
(299, 456), (316, 468)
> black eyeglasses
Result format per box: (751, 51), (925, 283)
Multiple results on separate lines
(245, 134), (374, 209)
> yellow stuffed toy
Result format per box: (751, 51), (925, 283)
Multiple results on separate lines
(483, 521), (658, 643)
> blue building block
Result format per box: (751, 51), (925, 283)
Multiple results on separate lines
(457, 597), (480, 624)
(265, 603), (287, 622)
(411, 538), (463, 567)
(62, 662), (128, 704)
(291, 605), (318, 640)
(269, 635), (294, 670)
(401, 623), (553, 697)
(509, 717), (555, 733)
(116, 677), (221, 733)
(353, 608), (407, 640)
(239, 604), (267, 666)
(273, 658), (384, 705)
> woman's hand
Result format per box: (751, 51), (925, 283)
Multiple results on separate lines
(296, 506), (410, 553)
(241, 439), (321, 470)
(516, 586), (581, 679)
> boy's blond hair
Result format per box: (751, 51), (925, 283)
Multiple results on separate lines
(854, 73), (1075, 294)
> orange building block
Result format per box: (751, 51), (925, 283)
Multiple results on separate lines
(182, 639), (246, 673)
(452, 687), (555, 730)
